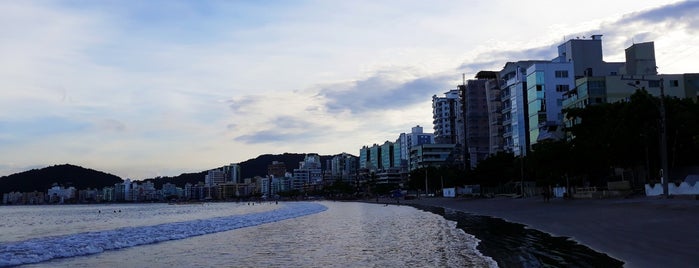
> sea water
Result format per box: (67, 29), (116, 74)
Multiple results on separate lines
(0, 202), (496, 267)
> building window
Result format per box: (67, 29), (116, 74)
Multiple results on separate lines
(555, 70), (569, 78)
(648, 80), (660, 88)
(536, 85), (543, 91)
(556, 84), (570, 92)
(670, 80), (679, 87)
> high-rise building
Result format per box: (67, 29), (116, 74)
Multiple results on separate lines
(359, 145), (371, 169)
(380, 141), (395, 169)
(461, 71), (500, 168)
(205, 169), (226, 187)
(123, 179), (132, 201)
(397, 125), (434, 164)
(293, 154), (323, 191)
(525, 61), (575, 144)
(330, 153), (358, 182)
(500, 61), (546, 156)
(432, 89), (461, 144)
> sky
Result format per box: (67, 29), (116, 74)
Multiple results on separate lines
(1, 0), (698, 179)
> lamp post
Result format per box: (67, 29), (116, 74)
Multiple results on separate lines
(624, 76), (669, 198)
(424, 168), (428, 197)
(520, 145), (525, 198)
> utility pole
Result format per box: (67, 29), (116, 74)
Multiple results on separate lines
(623, 76), (669, 198)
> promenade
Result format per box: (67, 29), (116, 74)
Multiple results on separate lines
(404, 196), (699, 268)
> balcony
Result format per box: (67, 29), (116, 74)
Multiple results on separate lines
(501, 106), (512, 114)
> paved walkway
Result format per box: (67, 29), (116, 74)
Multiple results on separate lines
(402, 196), (699, 268)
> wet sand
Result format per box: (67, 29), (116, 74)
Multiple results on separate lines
(402, 196), (699, 268)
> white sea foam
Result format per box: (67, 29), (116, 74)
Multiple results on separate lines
(0, 202), (327, 267)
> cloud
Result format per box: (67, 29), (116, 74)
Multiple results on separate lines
(233, 115), (327, 144)
(456, 0), (699, 75)
(227, 96), (260, 114)
(235, 130), (314, 144)
(318, 71), (452, 115)
(616, 0), (699, 28)
(456, 44), (556, 74)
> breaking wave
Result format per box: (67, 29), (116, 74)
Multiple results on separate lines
(0, 202), (327, 267)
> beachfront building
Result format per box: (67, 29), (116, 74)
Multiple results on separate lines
(375, 168), (404, 185)
(462, 71), (500, 168)
(47, 185), (76, 203)
(359, 144), (382, 171)
(162, 183), (179, 198)
(329, 153), (358, 183)
(495, 35), (626, 149)
(293, 154), (323, 191)
(562, 42), (699, 112)
(409, 143), (458, 171)
(397, 125), (434, 163)
(113, 182), (125, 201)
(528, 35), (626, 145)
(123, 179), (132, 201)
(359, 126), (434, 186)
(500, 61), (548, 156)
(484, 73), (504, 156)
(525, 61), (575, 144)
(359, 145), (370, 170)
(380, 141), (398, 170)
(432, 89), (461, 144)
(223, 163), (242, 184)
(102, 186), (114, 202)
(205, 169), (226, 187)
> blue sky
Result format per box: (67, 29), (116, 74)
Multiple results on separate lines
(1, 0), (698, 179)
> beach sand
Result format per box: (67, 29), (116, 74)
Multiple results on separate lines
(401, 196), (699, 268)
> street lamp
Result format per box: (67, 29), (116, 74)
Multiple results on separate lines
(624, 77), (670, 198)
(520, 145), (525, 198)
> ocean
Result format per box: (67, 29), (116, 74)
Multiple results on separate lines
(0, 201), (622, 267)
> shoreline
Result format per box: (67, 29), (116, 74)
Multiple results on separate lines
(396, 196), (699, 268)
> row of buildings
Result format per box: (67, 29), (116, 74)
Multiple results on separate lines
(447, 35), (697, 167)
(357, 35), (698, 187)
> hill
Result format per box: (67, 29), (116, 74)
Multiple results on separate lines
(0, 164), (123, 193)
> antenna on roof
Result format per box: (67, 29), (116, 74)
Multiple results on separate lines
(462, 73), (466, 87)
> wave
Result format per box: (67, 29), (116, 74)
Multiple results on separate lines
(0, 202), (327, 267)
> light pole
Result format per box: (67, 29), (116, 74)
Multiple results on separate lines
(424, 168), (428, 197)
(520, 144), (525, 198)
(624, 76), (670, 198)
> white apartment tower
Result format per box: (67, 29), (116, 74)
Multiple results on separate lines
(432, 89), (460, 144)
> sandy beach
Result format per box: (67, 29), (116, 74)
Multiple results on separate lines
(402, 196), (699, 268)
